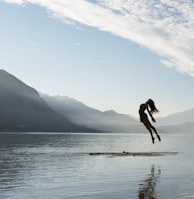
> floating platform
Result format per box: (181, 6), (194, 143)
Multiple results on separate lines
(79, 151), (178, 157)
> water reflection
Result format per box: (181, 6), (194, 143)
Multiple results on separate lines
(0, 133), (103, 195)
(1, 133), (193, 199)
(138, 165), (161, 199)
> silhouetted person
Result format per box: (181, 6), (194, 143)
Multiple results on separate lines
(139, 99), (161, 144)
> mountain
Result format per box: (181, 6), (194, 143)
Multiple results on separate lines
(0, 70), (96, 132)
(160, 122), (194, 134)
(1, 69), (193, 134)
(158, 109), (194, 126)
(156, 109), (194, 133)
(40, 94), (139, 133)
(41, 94), (194, 133)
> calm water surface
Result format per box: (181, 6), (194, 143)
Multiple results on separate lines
(0, 132), (194, 199)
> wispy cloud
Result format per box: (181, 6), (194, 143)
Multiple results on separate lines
(3, 0), (194, 76)
(3, 0), (24, 4)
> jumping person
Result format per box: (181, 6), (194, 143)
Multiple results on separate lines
(139, 99), (161, 144)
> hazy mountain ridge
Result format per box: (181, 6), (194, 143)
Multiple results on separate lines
(157, 109), (194, 126)
(40, 94), (194, 133)
(0, 70), (96, 132)
(156, 109), (194, 133)
(40, 94), (139, 133)
(159, 122), (194, 134)
(0, 69), (193, 133)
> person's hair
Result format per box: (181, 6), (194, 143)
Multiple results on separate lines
(146, 99), (159, 114)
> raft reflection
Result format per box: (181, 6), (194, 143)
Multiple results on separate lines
(138, 164), (161, 199)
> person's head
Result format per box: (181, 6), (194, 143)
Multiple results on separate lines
(146, 99), (159, 114)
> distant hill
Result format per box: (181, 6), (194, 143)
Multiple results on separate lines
(41, 94), (194, 134)
(157, 110), (194, 133)
(158, 109), (194, 126)
(40, 94), (139, 133)
(160, 122), (194, 134)
(1, 69), (193, 134)
(0, 70), (96, 132)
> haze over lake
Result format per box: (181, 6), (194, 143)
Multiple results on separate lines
(0, 132), (193, 199)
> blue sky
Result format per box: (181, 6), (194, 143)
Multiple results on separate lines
(1, 0), (194, 118)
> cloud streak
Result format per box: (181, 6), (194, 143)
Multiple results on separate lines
(3, 0), (194, 76)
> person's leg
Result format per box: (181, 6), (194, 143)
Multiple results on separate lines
(143, 121), (155, 144)
(148, 128), (155, 144)
(151, 125), (161, 141)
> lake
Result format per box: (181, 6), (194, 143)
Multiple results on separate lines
(0, 132), (194, 199)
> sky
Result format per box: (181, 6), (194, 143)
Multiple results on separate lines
(1, 0), (194, 118)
